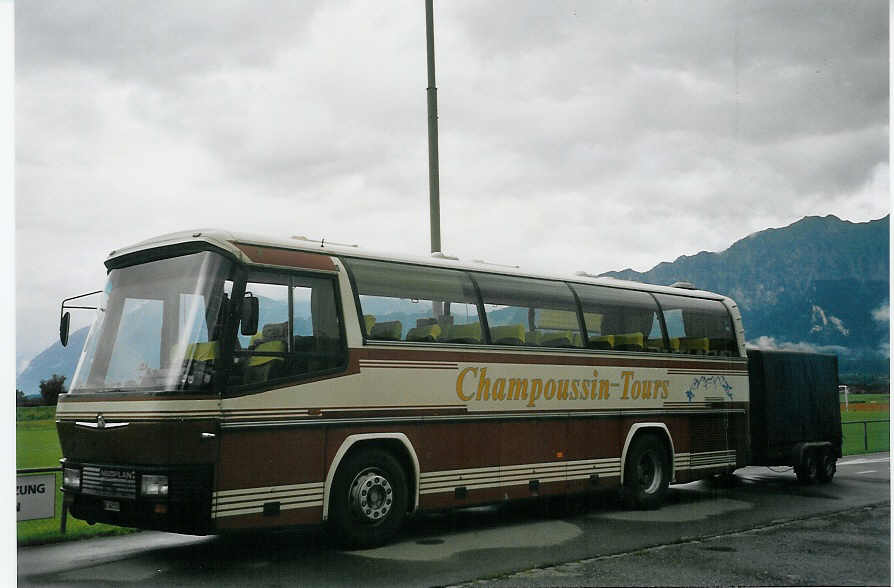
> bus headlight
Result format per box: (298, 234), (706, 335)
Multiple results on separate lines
(62, 467), (81, 490)
(140, 474), (168, 497)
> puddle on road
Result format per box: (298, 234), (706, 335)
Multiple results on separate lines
(349, 520), (581, 561)
(594, 498), (752, 523)
(701, 544), (736, 552)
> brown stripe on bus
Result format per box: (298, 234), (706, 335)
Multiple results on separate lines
(233, 242), (337, 272)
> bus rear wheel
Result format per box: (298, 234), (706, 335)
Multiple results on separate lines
(622, 434), (670, 510)
(795, 449), (819, 484)
(329, 447), (408, 549)
(816, 447), (836, 483)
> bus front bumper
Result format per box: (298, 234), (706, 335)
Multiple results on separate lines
(61, 461), (214, 535)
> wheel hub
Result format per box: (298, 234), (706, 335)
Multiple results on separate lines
(349, 469), (394, 524)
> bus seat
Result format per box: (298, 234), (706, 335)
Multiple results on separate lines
(444, 322), (481, 343)
(363, 314), (376, 334)
(662, 338), (681, 353)
(369, 320), (402, 341)
(539, 331), (574, 348)
(677, 336), (708, 354)
(589, 335), (614, 350)
(247, 341), (286, 365)
(184, 341), (218, 361)
(261, 321), (289, 341)
(249, 321), (289, 349)
(491, 324), (525, 345)
(614, 332), (644, 351)
(244, 340), (286, 384)
(406, 324), (442, 342)
(174, 341), (219, 389)
(646, 338), (664, 352)
(679, 336), (709, 354)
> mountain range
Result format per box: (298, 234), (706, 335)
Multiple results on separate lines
(16, 215), (889, 395)
(601, 214), (889, 361)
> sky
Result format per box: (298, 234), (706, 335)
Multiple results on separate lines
(14, 0), (891, 364)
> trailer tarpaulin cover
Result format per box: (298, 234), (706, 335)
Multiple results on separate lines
(747, 350), (841, 463)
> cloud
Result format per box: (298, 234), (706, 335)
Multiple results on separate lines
(746, 336), (849, 356)
(872, 302), (889, 324)
(810, 305), (850, 336)
(16, 1), (324, 86)
(14, 0), (890, 361)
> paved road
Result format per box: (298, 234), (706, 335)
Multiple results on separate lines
(17, 453), (890, 587)
(462, 504), (890, 586)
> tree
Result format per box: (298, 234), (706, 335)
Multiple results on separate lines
(39, 374), (66, 406)
(15, 389), (26, 406)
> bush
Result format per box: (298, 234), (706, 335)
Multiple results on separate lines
(38, 375), (67, 406)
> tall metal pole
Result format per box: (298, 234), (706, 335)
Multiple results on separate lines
(425, 0), (442, 253)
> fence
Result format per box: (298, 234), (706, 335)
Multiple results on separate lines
(17, 467), (61, 475)
(842, 419), (890, 454)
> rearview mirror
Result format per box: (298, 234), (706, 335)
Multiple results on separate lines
(240, 295), (259, 336)
(60, 312), (71, 347)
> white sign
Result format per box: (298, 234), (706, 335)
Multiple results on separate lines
(17, 474), (56, 521)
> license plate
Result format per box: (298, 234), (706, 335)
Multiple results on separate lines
(103, 500), (120, 512)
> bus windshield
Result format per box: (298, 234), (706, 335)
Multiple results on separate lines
(70, 251), (233, 394)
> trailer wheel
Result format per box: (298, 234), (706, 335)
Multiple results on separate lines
(622, 434), (670, 510)
(328, 447), (408, 549)
(795, 449), (819, 484)
(816, 448), (836, 483)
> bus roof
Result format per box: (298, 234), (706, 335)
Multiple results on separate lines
(108, 228), (732, 302)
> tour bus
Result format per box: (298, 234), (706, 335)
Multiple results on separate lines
(56, 229), (749, 547)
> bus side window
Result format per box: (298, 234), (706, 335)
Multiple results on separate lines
(294, 276), (346, 372)
(473, 274), (582, 348)
(235, 278), (289, 386)
(232, 273), (346, 388)
(342, 258), (482, 344)
(570, 284), (665, 353)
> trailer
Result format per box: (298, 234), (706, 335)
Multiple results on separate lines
(746, 349), (842, 483)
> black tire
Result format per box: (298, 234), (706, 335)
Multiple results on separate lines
(622, 434), (671, 510)
(328, 447), (408, 549)
(795, 449), (819, 484)
(816, 447), (837, 483)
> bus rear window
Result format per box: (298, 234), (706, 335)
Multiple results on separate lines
(653, 294), (738, 356)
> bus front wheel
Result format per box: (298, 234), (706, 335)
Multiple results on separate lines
(329, 447), (408, 548)
(622, 434), (670, 510)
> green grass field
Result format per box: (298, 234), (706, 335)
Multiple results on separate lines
(841, 407), (890, 455)
(16, 409), (136, 546)
(839, 393), (890, 405)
